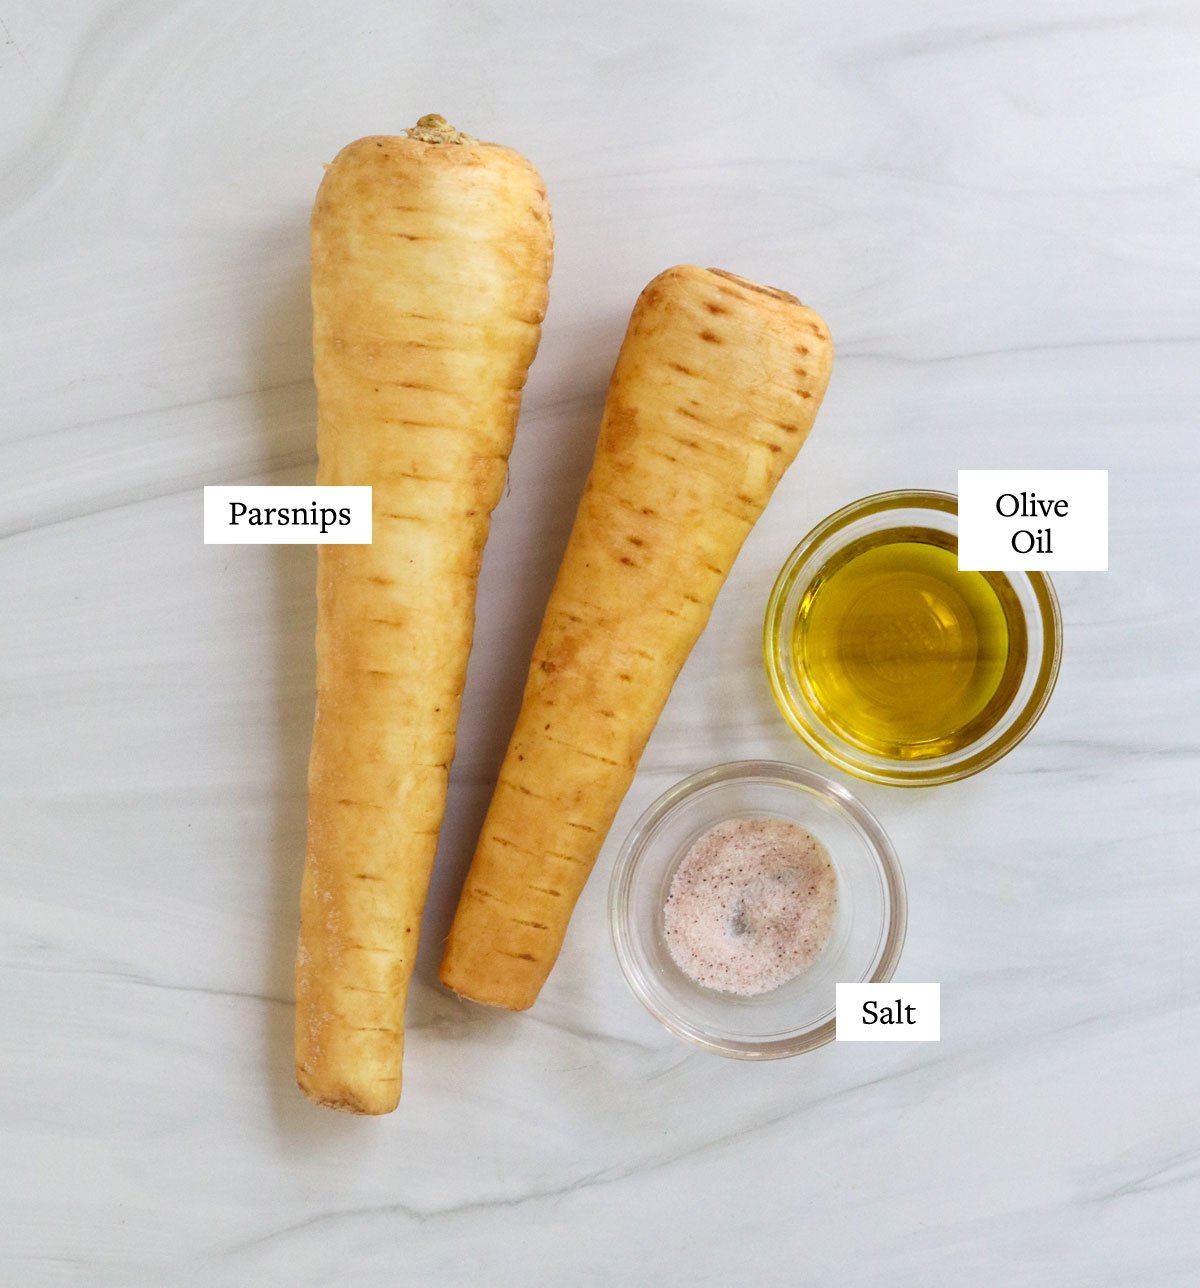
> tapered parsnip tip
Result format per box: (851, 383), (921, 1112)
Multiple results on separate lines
(296, 1072), (400, 1116)
(297, 1049), (404, 1113)
(404, 113), (478, 145)
(439, 960), (538, 1011)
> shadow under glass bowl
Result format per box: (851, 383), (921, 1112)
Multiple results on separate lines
(609, 760), (906, 1059)
(764, 489), (1062, 787)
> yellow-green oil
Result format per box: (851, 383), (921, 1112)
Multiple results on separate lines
(794, 532), (1027, 760)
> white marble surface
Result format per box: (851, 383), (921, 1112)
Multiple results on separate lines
(3, 1), (1198, 1284)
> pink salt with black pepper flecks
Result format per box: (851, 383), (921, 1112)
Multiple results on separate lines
(662, 817), (837, 996)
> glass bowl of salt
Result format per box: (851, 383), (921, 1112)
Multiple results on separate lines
(609, 760), (906, 1058)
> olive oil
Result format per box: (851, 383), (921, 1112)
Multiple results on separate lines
(793, 532), (1026, 759)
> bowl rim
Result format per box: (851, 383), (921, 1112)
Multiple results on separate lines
(608, 759), (908, 1059)
(763, 488), (1063, 786)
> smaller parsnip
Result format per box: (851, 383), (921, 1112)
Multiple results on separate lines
(441, 265), (833, 1011)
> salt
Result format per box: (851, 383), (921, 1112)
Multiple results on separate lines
(662, 817), (837, 996)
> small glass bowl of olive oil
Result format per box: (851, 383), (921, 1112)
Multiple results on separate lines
(765, 491), (1061, 786)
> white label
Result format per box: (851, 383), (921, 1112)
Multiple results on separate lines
(835, 982), (941, 1042)
(958, 469), (1107, 571)
(203, 486), (372, 544)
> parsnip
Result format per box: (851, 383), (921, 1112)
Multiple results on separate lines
(440, 265), (833, 1011)
(295, 116), (552, 1112)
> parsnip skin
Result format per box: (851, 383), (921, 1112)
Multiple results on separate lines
(440, 265), (833, 1011)
(295, 120), (552, 1113)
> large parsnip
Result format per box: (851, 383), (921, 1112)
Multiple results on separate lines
(440, 265), (832, 1011)
(295, 117), (552, 1113)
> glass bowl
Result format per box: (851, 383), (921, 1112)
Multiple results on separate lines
(609, 760), (906, 1058)
(764, 490), (1062, 787)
